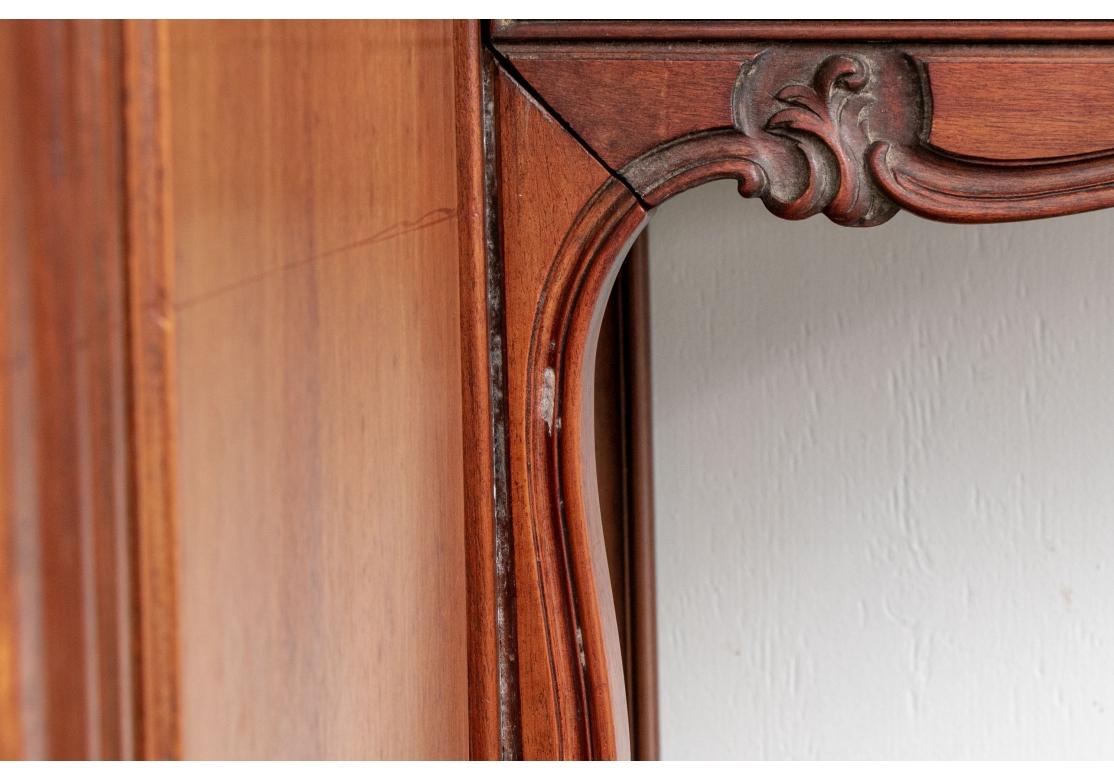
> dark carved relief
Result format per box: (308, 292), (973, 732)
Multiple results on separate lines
(621, 46), (1114, 226)
(732, 49), (926, 226)
(622, 47), (926, 226)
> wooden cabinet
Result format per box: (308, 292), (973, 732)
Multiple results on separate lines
(2, 20), (466, 759)
(4, 19), (1114, 759)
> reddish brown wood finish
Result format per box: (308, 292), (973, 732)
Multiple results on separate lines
(13, 19), (1114, 763)
(0, 20), (138, 759)
(122, 20), (181, 760)
(494, 65), (644, 760)
(166, 21), (468, 758)
(594, 265), (629, 676)
(455, 20), (510, 761)
(4, 18), (468, 761)
(505, 43), (1114, 174)
(494, 20), (1114, 43)
(508, 55), (744, 169)
(481, 24), (1114, 760)
(924, 57), (1114, 160)
(499, 42), (1114, 224)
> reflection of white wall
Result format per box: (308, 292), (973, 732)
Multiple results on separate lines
(648, 181), (1114, 759)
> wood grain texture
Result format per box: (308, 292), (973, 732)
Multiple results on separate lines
(122, 20), (180, 759)
(493, 20), (1114, 43)
(503, 43), (1114, 226)
(869, 143), (1114, 223)
(507, 55), (744, 170)
(924, 59), (1114, 160)
(486, 27), (1114, 760)
(165, 20), (468, 758)
(454, 20), (508, 760)
(626, 49), (928, 225)
(0, 20), (136, 759)
(494, 65), (644, 759)
(0, 23), (28, 759)
(496, 66), (607, 759)
(494, 68), (641, 762)
(12, 19), (1114, 762)
(510, 46), (1114, 183)
(545, 184), (645, 761)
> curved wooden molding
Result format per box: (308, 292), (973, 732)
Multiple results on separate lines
(489, 65), (646, 760)
(482, 34), (1114, 762)
(530, 179), (645, 760)
(623, 48), (925, 226)
(617, 46), (1114, 226)
(493, 20), (1114, 43)
(870, 143), (1114, 223)
(921, 58), (1114, 161)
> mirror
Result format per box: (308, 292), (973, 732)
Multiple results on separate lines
(598, 180), (1114, 759)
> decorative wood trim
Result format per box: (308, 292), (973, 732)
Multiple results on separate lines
(615, 47), (1114, 227)
(455, 19), (522, 761)
(487, 63), (649, 759)
(920, 57), (1114, 160)
(528, 176), (644, 760)
(870, 143), (1114, 223)
(0, 19), (160, 759)
(622, 48), (927, 225)
(122, 19), (181, 760)
(478, 28), (1114, 761)
(493, 20), (1114, 43)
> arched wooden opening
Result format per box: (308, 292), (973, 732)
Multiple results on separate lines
(459, 22), (1114, 759)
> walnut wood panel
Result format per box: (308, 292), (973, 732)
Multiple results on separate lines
(923, 58), (1114, 160)
(0, 21), (138, 759)
(0, 23), (36, 759)
(165, 21), (467, 758)
(508, 55), (744, 170)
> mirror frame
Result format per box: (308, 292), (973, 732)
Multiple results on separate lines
(455, 20), (1114, 759)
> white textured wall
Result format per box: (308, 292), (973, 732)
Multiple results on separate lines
(648, 180), (1114, 759)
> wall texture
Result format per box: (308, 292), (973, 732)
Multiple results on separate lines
(649, 181), (1114, 759)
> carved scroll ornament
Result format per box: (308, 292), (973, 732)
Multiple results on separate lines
(485, 36), (1114, 760)
(622, 46), (1114, 226)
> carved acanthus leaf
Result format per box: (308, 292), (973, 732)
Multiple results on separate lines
(619, 48), (927, 226)
(730, 49), (927, 227)
(621, 46), (1114, 226)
